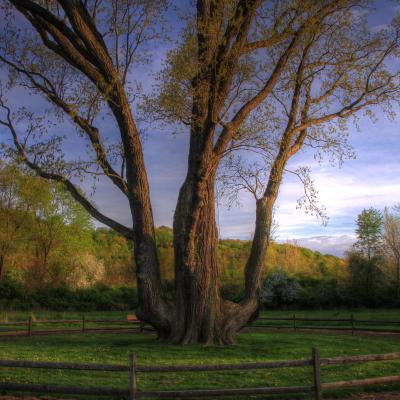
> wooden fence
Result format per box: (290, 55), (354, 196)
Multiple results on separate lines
(0, 349), (400, 399)
(2, 314), (400, 338)
(0, 316), (147, 337)
(251, 315), (400, 335)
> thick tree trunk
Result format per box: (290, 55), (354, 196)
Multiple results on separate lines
(172, 170), (225, 344)
(170, 159), (280, 344)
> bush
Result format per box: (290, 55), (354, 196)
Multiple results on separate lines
(0, 280), (138, 311)
(0, 279), (33, 310)
(261, 268), (302, 308)
(288, 276), (345, 308)
(220, 283), (244, 302)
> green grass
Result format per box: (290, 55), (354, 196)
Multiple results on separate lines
(1, 309), (400, 399)
(1, 327), (400, 399)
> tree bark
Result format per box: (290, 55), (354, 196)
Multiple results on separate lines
(172, 158), (223, 344)
(396, 258), (400, 299)
(0, 254), (5, 280)
(116, 101), (170, 335)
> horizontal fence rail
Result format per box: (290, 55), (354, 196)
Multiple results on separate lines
(1, 350), (400, 399)
(2, 314), (400, 337)
(0, 315), (149, 337)
(252, 315), (400, 335)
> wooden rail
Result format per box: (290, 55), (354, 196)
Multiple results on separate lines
(253, 315), (400, 335)
(2, 314), (400, 337)
(0, 350), (399, 399)
(0, 315), (147, 337)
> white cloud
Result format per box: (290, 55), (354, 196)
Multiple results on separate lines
(292, 235), (356, 257)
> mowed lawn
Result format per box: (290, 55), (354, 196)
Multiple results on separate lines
(0, 324), (400, 399)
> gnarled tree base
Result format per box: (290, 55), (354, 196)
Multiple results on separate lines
(150, 299), (261, 346)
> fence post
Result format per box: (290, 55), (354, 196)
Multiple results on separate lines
(351, 314), (355, 336)
(312, 347), (322, 400)
(82, 315), (85, 333)
(293, 314), (297, 332)
(129, 352), (137, 400)
(28, 316), (32, 337)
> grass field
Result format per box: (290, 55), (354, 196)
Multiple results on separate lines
(0, 309), (400, 399)
(0, 310), (400, 399)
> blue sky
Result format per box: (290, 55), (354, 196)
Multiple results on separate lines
(91, 1), (400, 257)
(2, 0), (400, 257)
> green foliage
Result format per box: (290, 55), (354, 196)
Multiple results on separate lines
(261, 268), (302, 308)
(91, 228), (133, 286)
(346, 250), (386, 307)
(0, 164), (97, 288)
(220, 283), (244, 303)
(345, 208), (387, 307)
(0, 279), (137, 311)
(3, 165), (398, 311)
(155, 225), (173, 248)
(354, 208), (384, 260)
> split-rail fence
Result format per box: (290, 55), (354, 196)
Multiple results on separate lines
(0, 349), (400, 399)
(2, 314), (400, 337)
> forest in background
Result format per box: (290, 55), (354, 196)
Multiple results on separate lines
(1, 163), (398, 311)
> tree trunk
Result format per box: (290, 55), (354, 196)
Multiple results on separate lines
(396, 258), (400, 299)
(0, 254), (5, 280)
(172, 168), (225, 344)
(107, 84), (171, 336)
(169, 141), (284, 344)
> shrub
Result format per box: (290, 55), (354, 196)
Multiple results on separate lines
(220, 283), (244, 302)
(0, 281), (138, 311)
(261, 268), (302, 308)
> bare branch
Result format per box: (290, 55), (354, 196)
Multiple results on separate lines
(0, 99), (133, 240)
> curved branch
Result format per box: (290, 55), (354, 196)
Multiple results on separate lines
(0, 55), (129, 196)
(0, 101), (133, 240)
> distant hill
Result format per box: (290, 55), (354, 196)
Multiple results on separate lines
(154, 227), (346, 284)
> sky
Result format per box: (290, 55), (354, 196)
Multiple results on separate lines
(93, 0), (400, 257)
(1, 1), (400, 257)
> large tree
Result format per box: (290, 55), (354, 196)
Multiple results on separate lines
(0, 0), (399, 344)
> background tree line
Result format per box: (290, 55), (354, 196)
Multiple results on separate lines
(2, 164), (400, 311)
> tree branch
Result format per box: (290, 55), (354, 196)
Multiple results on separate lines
(0, 55), (129, 196)
(0, 101), (133, 240)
